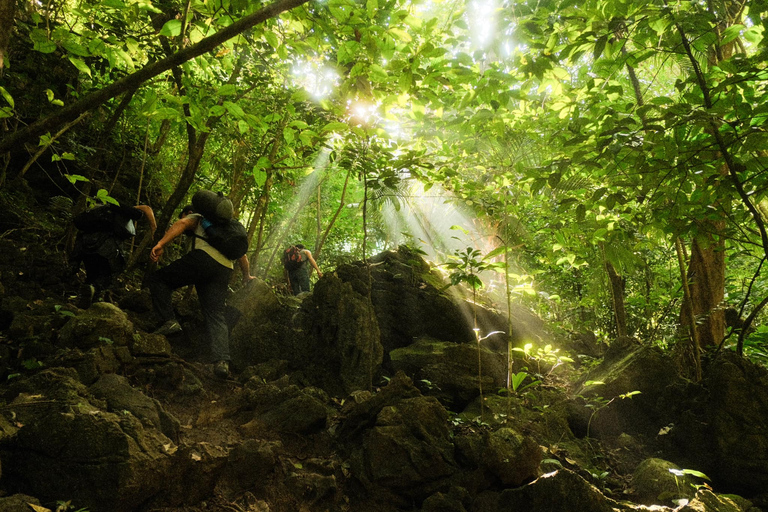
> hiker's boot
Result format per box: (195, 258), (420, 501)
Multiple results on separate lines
(78, 284), (95, 309)
(213, 360), (229, 379)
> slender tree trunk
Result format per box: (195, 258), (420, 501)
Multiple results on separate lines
(230, 140), (249, 215)
(249, 168), (274, 263)
(605, 259), (628, 338)
(676, 238), (702, 381)
(314, 181), (322, 254)
(0, 0), (15, 73)
(315, 167), (351, 259)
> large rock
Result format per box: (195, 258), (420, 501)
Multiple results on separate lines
(300, 275), (384, 394)
(571, 345), (682, 438)
(390, 337), (507, 410)
(228, 279), (295, 367)
(478, 469), (615, 512)
(58, 302), (135, 349)
(665, 352), (768, 497)
(240, 379), (331, 436)
(0, 368), (176, 512)
(89, 373), (180, 442)
(341, 373), (458, 504)
(633, 457), (697, 505)
(0, 494), (42, 512)
(454, 427), (542, 488)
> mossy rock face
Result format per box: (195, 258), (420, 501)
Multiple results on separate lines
(389, 337), (506, 410)
(333, 247), (475, 351)
(349, 394), (457, 502)
(678, 490), (746, 512)
(0, 369), (175, 512)
(632, 458), (696, 506)
(668, 352), (768, 498)
(58, 302), (135, 349)
(574, 345), (682, 438)
(0, 494), (43, 512)
(493, 469), (615, 512)
(229, 279), (295, 367)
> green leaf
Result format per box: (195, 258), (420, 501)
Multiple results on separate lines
(593, 35), (607, 60)
(34, 40), (57, 54)
(62, 40), (90, 56)
(68, 57), (92, 77)
(159, 20), (182, 37)
(223, 101), (245, 118)
(0, 87), (14, 108)
(720, 24), (744, 46)
(114, 48), (134, 69)
(65, 174), (89, 184)
(366, 0), (377, 17)
(680, 469), (710, 481)
(388, 27), (411, 42)
(264, 31), (279, 49)
(217, 84), (237, 96)
(369, 64), (388, 83)
(321, 121), (348, 134)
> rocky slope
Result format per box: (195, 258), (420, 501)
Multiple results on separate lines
(0, 234), (766, 512)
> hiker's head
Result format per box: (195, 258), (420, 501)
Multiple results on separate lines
(295, 244), (305, 250)
(179, 205), (195, 218)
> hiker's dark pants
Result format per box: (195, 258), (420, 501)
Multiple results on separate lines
(75, 234), (125, 296)
(288, 265), (311, 295)
(82, 254), (114, 293)
(149, 249), (232, 362)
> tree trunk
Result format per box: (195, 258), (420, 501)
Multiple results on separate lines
(605, 259), (628, 338)
(682, 234), (726, 347)
(315, 167), (351, 259)
(676, 238), (702, 381)
(0, 0), (14, 72)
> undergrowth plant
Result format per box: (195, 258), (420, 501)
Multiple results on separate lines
(582, 381), (641, 438)
(444, 246), (505, 423)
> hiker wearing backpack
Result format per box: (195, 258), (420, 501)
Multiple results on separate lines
(148, 191), (253, 379)
(71, 202), (157, 307)
(282, 243), (322, 295)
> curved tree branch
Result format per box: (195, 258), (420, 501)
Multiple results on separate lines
(0, 0), (310, 154)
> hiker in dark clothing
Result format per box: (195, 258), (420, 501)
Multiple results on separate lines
(283, 244), (322, 295)
(72, 203), (156, 307)
(149, 211), (253, 378)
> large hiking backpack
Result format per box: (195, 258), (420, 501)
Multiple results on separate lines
(191, 190), (234, 223)
(196, 218), (249, 260)
(74, 205), (135, 240)
(282, 245), (304, 271)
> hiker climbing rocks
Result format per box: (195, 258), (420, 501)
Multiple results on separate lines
(148, 191), (253, 379)
(282, 243), (322, 295)
(71, 202), (157, 307)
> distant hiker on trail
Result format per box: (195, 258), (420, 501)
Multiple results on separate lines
(72, 202), (157, 308)
(148, 191), (253, 379)
(282, 243), (322, 296)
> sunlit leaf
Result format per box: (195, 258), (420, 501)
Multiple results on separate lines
(159, 20), (182, 37)
(68, 57), (92, 77)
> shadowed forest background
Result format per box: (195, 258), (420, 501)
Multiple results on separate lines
(2, 0), (768, 510)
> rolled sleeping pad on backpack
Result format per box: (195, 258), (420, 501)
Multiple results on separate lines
(191, 190), (234, 223)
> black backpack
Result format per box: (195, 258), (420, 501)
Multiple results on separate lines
(282, 246), (304, 271)
(74, 205), (135, 240)
(195, 218), (249, 260)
